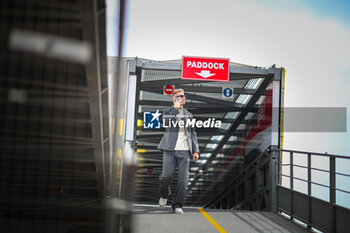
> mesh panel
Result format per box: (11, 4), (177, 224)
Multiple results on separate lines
(1, 1), (107, 232)
(142, 70), (181, 81)
(192, 79), (247, 88)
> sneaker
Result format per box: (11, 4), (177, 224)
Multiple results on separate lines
(159, 197), (167, 208)
(174, 208), (184, 214)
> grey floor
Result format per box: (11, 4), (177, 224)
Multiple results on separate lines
(132, 205), (310, 233)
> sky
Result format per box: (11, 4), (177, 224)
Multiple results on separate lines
(114, 0), (350, 155)
(107, 0), (350, 207)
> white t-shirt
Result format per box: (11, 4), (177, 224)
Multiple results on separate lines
(174, 108), (190, 150)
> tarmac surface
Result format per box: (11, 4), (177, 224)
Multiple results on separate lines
(133, 205), (310, 233)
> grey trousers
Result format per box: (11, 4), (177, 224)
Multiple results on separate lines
(159, 150), (190, 210)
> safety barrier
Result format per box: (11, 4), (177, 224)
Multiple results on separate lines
(275, 149), (350, 233)
(204, 146), (279, 211)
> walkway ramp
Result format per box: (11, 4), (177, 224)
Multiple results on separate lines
(133, 205), (309, 233)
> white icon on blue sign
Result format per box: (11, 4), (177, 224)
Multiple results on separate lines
(143, 110), (161, 129)
(223, 87), (233, 98)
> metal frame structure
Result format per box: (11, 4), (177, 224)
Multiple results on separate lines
(107, 57), (139, 233)
(121, 58), (285, 207)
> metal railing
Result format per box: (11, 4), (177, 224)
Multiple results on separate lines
(204, 146), (279, 211)
(274, 149), (350, 233)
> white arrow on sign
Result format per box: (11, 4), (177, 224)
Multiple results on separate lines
(195, 70), (215, 78)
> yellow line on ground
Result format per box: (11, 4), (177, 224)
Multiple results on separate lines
(198, 208), (227, 233)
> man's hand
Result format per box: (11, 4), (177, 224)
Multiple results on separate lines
(174, 98), (183, 109)
(192, 152), (199, 161)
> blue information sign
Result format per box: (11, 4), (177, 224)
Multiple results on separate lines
(222, 87), (233, 98)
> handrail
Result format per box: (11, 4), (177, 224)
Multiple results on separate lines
(278, 173), (329, 189)
(273, 148), (350, 159)
(277, 161), (350, 178)
(273, 149), (350, 197)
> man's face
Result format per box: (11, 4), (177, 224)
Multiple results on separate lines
(173, 92), (186, 105)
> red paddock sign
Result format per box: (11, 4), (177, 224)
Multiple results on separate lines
(181, 56), (230, 82)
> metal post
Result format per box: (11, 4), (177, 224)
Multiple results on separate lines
(277, 150), (282, 186)
(132, 65), (142, 150)
(270, 147), (277, 212)
(255, 171), (260, 209)
(290, 152), (294, 219)
(330, 155), (336, 233)
(107, 57), (130, 233)
(307, 153), (312, 229)
(235, 188), (239, 208)
(119, 142), (137, 233)
(244, 177), (248, 210)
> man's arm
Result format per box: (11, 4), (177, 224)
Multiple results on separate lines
(191, 115), (200, 160)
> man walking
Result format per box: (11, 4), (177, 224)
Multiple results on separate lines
(157, 89), (200, 214)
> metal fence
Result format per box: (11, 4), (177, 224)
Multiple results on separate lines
(204, 146), (279, 211)
(275, 149), (350, 233)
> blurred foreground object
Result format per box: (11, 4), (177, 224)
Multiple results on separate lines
(9, 29), (92, 64)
